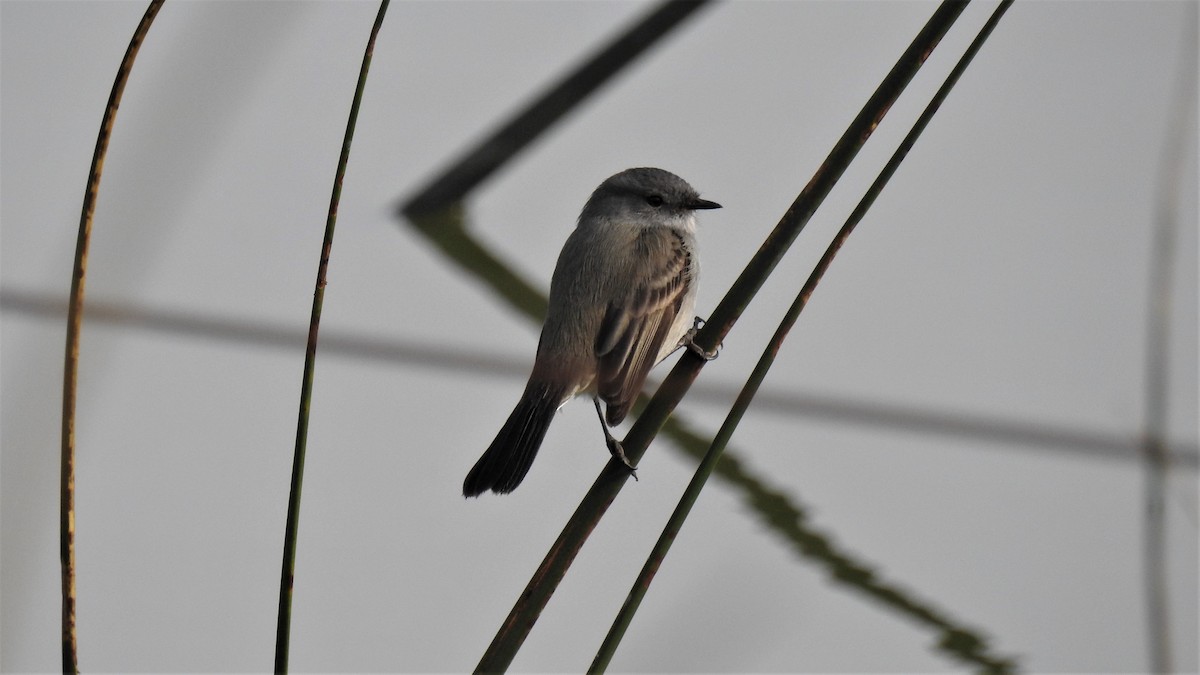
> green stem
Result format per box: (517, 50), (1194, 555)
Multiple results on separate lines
(274, 2), (390, 671)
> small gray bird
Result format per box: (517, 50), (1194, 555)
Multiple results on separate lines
(464, 167), (720, 497)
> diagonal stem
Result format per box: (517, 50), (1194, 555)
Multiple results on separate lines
(592, 2), (1016, 672)
(474, 2), (969, 671)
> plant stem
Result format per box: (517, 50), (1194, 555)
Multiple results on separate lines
(274, 2), (390, 671)
(61, 2), (165, 671)
(592, 2), (1016, 671)
(475, 3), (968, 670)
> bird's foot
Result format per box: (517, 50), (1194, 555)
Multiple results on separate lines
(606, 437), (638, 480)
(682, 316), (720, 361)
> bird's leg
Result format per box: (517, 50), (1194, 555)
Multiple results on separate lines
(681, 316), (720, 361)
(593, 397), (637, 478)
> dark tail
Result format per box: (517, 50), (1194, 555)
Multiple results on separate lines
(464, 383), (563, 497)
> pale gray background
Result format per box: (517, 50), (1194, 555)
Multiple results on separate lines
(2, 1), (1197, 672)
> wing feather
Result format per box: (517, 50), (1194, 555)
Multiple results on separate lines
(595, 228), (692, 425)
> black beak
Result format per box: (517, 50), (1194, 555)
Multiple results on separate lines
(690, 198), (722, 210)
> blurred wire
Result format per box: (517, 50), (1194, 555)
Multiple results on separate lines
(6, 286), (1196, 470)
(399, 0), (715, 219)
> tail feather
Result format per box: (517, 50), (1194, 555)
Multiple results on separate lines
(463, 383), (562, 497)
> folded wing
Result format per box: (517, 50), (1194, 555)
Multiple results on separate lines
(594, 228), (691, 426)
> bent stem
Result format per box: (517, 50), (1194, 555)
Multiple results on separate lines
(61, 2), (165, 671)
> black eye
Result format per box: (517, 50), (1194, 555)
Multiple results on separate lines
(645, 195), (664, 207)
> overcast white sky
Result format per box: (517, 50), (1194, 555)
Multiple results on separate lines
(3, 1), (1197, 672)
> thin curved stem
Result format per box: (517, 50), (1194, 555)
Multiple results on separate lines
(61, 2), (165, 671)
(274, 2), (390, 672)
